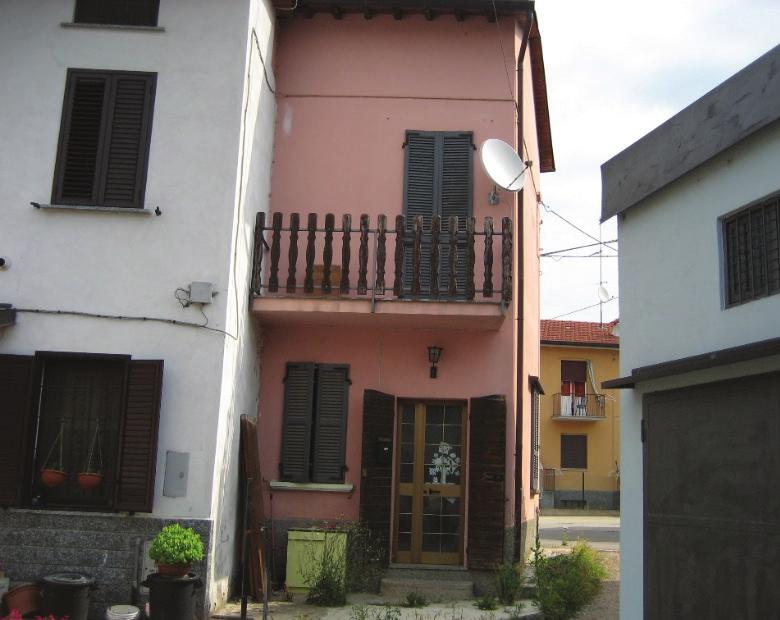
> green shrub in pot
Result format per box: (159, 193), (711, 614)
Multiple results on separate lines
(149, 524), (205, 576)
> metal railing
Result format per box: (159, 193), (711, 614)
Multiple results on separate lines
(552, 393), (606, 418)
(251, 212), (513, 303)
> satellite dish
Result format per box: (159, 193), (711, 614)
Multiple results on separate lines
(480, 139), (527, 192)
(610, 322), (621, 337)
(597, 285), (611, 303)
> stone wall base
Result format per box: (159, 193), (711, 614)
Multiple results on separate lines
(0, 509), (212, 619)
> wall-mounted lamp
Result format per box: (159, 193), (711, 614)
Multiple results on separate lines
(428, 346), (443, 378)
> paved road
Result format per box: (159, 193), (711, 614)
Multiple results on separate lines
(538, 515), (620, 551)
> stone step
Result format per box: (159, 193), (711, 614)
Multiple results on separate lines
(380, 577), (474, 602)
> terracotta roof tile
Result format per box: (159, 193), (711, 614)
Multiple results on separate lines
(540, 319), (619, 347)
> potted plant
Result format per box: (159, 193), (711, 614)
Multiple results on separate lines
(148, 524), (204, 577)
(41, 420), (66, 488)
(77, 419), (103, 490)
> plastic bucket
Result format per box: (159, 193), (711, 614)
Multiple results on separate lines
(41, 572), (95, 620)
(106, 604), (141, 620)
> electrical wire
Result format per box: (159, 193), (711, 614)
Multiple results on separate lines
(544, 254), (618, 259)
(541, 201), (618, 252)
(15, 307), (238, 340)
(550, 297), (617, 320)
(541, 240), (618, 256)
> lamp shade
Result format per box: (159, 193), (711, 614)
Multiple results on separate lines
(427, 346), (443, 364)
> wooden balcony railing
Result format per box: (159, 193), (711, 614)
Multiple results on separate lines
(251, 212), (512, 303)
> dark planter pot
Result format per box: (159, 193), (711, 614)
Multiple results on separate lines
(40, 572), (95, 620)
(142, 572), (202, 620)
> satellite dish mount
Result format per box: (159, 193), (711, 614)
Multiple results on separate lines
(480, 138), (532, 205)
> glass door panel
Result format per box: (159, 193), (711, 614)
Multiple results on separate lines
(395, 402), (465, 565)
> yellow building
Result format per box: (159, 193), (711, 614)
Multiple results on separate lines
(539, 320), (620, 510)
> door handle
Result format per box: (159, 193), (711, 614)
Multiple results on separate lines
(426, 489), (441, 495)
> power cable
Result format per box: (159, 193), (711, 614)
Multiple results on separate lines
(541, 240), (618, 256)
(550, 297), (617, 320)
(541, 202), (618, 252)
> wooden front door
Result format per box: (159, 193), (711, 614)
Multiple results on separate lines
(394, 401), (466, 565)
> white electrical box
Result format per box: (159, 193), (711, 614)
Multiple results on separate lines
(189, 282), (213, 304)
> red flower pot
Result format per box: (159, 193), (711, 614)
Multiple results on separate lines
(156, 563), (192, 577)
(2, 583), (42, 616)
(77, 472), (103, 489)
(40, 469), (67, 488)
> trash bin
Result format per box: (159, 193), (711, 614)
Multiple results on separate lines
(142, 572), (202, 620)
(285, 529), (347, 594)
(40, 572), (95, 620)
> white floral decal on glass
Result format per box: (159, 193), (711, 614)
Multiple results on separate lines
(428, 441), (461, 484)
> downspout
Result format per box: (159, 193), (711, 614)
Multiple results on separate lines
(514, 8), (534, 554)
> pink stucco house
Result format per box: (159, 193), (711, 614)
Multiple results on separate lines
(251, 0), (554, 586)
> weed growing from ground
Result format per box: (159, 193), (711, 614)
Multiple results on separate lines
(495, 562), (523, 605)
(345, 521), (387, 593)
(474, 595), (498, 611)
(301, 533), (347, 606)
(533, 540), (606, 620)
(505, 603), (525, 620)
(405, 591), (428, 608)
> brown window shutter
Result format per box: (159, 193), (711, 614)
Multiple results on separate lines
(561, 435), (587, 469)
(561, 360), (587, 383)
(74, 0), (160, 27)
(311, 365), (350, 483)
(359, 389), (395, 556)
(53, 70), (155, 208)
(99, 73), (156, 207)
(0, 355), (35, 506)
(115, 359), (163, 512)
(280, 363), (315, 482)
(468, 394), (507, 569)
(53, 72), (110, 205)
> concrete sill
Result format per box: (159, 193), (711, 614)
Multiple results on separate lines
(269, 481), (354, 493)
(33, 203), (152, 215)
(61, 22), (165, 32)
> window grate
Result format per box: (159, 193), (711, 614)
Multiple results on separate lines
(723, 195), (780, 307)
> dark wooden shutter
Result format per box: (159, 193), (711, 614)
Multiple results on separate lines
(53, 70), (155, 209)
(403, 132), (436, 296)
(468, 395), (507, 569)
(403, 131), (473, 298)
(280, 363), (315, 482)
(360, 389), (395, 557)
(115, 359), (163, 512)
(74, 0), (160, 27)
(561, 435), (587, 469)
(0, 355), (35, 506)
(312, 365), (350, 483)
(54, 72), (109, 205)
(439, 132), (473, 294)
(100, 74), (156, 207)
(561, 360), (587, 383)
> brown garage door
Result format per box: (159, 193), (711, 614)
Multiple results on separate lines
(644, 371), (780, 619)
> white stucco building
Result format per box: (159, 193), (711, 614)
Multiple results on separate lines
(0, 0), (276, 614)
(601, 44), (780, 619)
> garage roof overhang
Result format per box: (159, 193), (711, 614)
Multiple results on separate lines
(273, 0), (535, 16)
(602, 336), (780, 389)
(600, 43), (780, 222)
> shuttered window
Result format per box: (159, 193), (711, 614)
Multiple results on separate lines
(52, 69), (156, 209)
(561, 435), (587, 470)
(280, 363), (350, 484)
(723, 194), (780, 307)
(0, 353), (163, 512)
(74, 0), (160, 27)
(402, 130), (473, 298)
(561, 360), (587, 397)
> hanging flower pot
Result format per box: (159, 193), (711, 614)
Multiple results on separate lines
(41, 468), (67, 488)
(77, 418), (104, 490)
(77, 471), (103, 489)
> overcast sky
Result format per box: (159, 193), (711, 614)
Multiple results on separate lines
(534, 0), (780, 323)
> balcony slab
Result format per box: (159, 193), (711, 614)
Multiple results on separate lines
(251, 295), (506, 330)
(551, 416), (606, 422)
